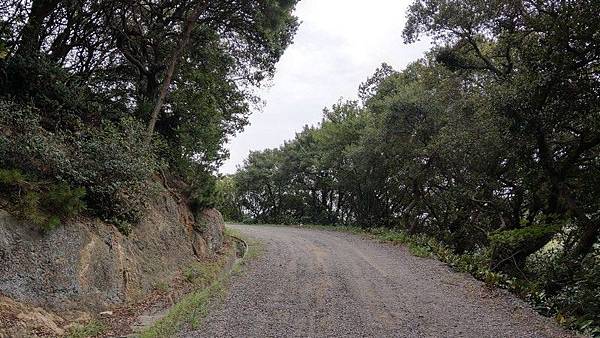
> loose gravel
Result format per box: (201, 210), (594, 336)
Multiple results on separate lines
(184, 225), (573, 338)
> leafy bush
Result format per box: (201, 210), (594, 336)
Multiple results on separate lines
(408, 242), (431, 257)
(554, 253), (600, 335)
(489, 224), (561, 273)
(0, 100), (156, 233)
(489, 225), (562, 251)
(0, 56), (113, 129)
(67, 118), (157, 229)
(0, 168), (26, 186)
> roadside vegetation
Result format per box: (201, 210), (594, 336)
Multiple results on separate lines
(0, 0), (299, 231)
(139, 264), (227, 338)
(218, 0), (600, 334)
(66, 320), (106, 338)
(140, 228), (259, 338)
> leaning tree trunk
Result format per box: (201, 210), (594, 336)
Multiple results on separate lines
(145, 0), (208, 145)
(564, 189), (599, 259)
(16, 0), (60, 58)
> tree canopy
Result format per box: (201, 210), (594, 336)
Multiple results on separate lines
(0, 0), (299, 230)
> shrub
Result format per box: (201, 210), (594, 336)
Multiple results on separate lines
(0, 168), (26, 186)
(0, 168), (86, 231)
(489, 224), (561, 272)
(45, 183), (87, 218)
(66, 320), (106, 338)
(68, 118), (157, 226)
(0, 100), (156, 232)
(489, 225), (561, 249)
(0, 55), (112, 129)
(408, 242), (431, 257)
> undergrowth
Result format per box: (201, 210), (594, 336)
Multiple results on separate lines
(0, 167), (86, 231)
(139, 281), (226, 338)
(140, 228), (260, 338)
(66, 320), (106, 338)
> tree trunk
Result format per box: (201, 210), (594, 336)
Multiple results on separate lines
(572, 222), (599, 258)
(145, 0), (208, 145)
(16, 0), (60, 57)
(563, 188), (599, 259)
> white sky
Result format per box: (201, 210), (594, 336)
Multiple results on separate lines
(220, 0), (431, 174)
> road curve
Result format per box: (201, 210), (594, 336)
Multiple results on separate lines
(184, 225), (571, 338)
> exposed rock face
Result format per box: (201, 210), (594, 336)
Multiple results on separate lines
(0, 188), (224, 314)
(195, 208), (225, 253)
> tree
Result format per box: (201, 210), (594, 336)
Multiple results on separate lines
(0, 0), (300, 227)
(403, 0), (600, 264)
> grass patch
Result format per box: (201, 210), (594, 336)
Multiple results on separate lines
(408, 242), (431, 257)
(139, 228), (260, 338)
(224, 226), (263, 263)
(183, 260), (223, 286)
(139, 282), (225, 338)
(66, 320), (106, 338)
(152, 281), (170, 293)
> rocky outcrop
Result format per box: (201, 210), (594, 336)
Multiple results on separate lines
(0, 187), (225, 314)
(195, 208), (226, 253)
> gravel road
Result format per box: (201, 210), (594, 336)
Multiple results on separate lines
(185, 224), (572, 338)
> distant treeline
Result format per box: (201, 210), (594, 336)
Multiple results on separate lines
(218, 0), (599, 331)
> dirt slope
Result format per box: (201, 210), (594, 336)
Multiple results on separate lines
(186, 224), (572, 338)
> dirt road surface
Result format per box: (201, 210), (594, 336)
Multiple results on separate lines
(184, 225), (571, 338)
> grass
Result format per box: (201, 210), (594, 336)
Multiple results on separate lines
(224, 226), (263, 263)
(408, 242), (431, 257)
(66, 320), (106, 338)
(139, 228), (261, 338)
(183, 259), (223, 286)
(153, 281), (170, 293)
(139, 281), (225, 337)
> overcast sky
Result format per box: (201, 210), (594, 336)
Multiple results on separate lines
(220, 0), (431, 174)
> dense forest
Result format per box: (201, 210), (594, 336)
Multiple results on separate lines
(218, 0), (600, 332)
(0, 0), (298, 232)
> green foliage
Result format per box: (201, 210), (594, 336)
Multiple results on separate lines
(183, 261), (222, 287)
(489, 225), (562, 268)
(0, 168), (26, 186)
(0, 99), (155, 231)
(141, 281), (223, 338)
(554, 253), (600, 335)
(527, 248), (600, 334)
(66, 320), (106, 338)
(45, 184), (87, 218)
(17, 191), (49, 230)
(408, 242), (431, 258)
(140, 244), (243, 338)
(189, 171), (219, 212)
(490, 225), (561, 250)
(0, 0), (299, 235)
(0, 168), (86, 231)
(214, 176), (244, 221)
(69, 118), (157, 226)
